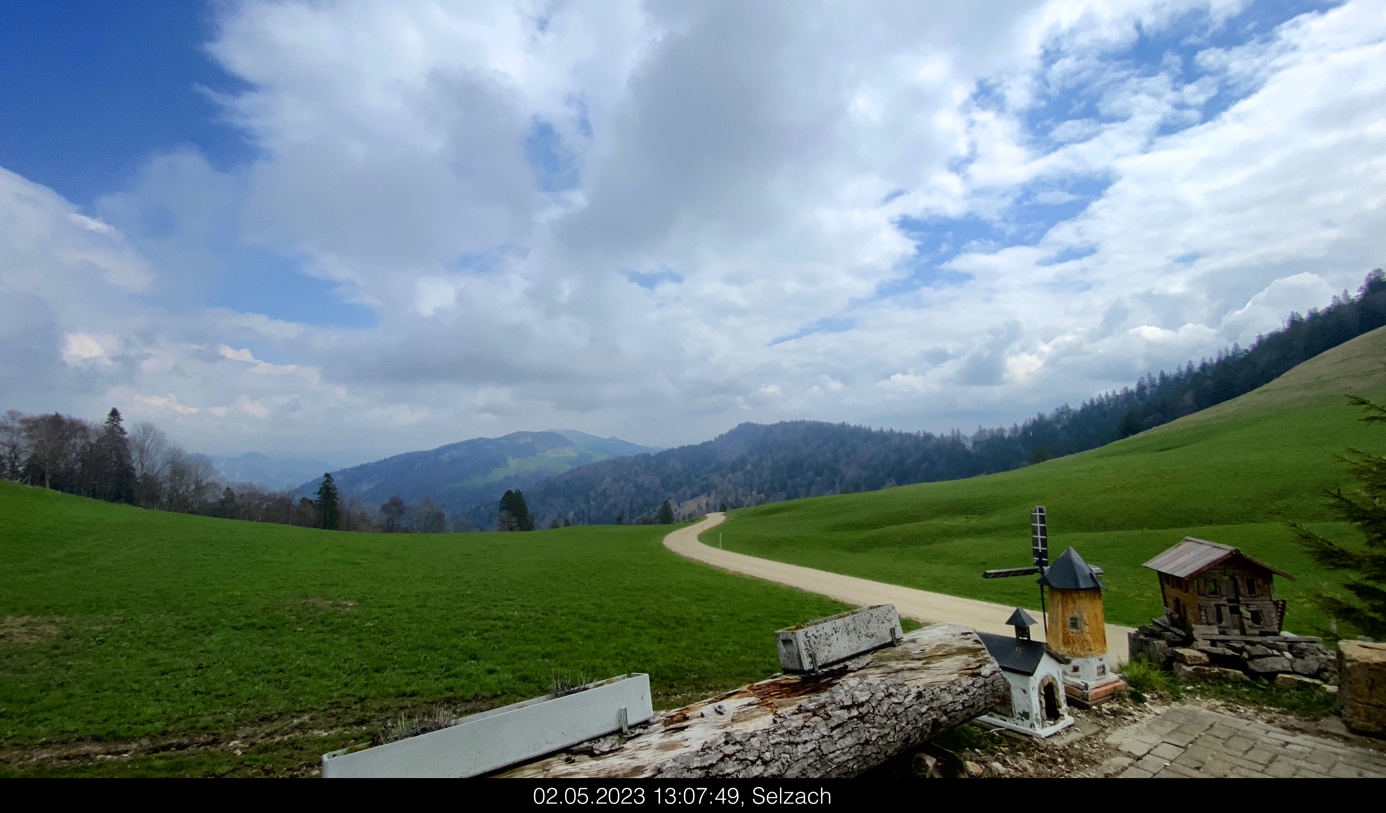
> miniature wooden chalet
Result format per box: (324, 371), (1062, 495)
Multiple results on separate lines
(1038, 547), (1126, 704)
(1143, 537), (1294, 636)
(977, 609), (1074, 738)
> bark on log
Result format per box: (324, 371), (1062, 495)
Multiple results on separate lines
(499, 622), (1006, 779)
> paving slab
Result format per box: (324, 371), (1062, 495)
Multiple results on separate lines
(1105, 707), (1386, 779)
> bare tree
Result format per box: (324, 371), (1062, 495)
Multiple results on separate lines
(188, 453), (220, 513)
(129, 421), (168, 507)
(340, 494), (376, 532)
(410, 497), (447, 534)
(379, 495), (407, 532)
(20, 413), (89, 490)
(0, 410), (24, 480)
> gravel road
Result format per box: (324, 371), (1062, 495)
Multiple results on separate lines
(664, 512), (1132, 662)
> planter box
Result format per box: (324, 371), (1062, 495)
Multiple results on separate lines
(322, 673), (654, 778)
(776, 605), (903, 673)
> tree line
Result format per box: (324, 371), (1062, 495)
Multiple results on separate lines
(0, 409), (469, 533)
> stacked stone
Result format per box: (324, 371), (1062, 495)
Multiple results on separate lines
(1129, 615), (1338, 686)
(1170, 638), (1337, 686)
(1127, 615), (1192, 670)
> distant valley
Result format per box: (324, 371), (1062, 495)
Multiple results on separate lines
(211, 452), (340, 490)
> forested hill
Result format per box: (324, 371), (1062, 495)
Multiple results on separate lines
(524, 421), (977, 526)
(527, 269), (1386, 527)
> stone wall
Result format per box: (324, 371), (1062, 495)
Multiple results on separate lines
(1128, 616), (1337, 686)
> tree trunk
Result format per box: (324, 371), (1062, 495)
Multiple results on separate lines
(499, 622), (1006, 779)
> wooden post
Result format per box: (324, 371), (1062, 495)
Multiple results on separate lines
(499, 623), (1007, 779)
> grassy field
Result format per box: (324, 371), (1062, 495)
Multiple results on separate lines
(706, 327), (1386, 634)
(0, 486), (848, 777)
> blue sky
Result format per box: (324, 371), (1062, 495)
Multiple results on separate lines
(0, 2), (249, 204)
(1, 0), (1382, 458)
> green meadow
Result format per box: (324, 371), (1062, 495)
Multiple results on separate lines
(707, 327), (1386, 634)
(0, 487), (846, 776)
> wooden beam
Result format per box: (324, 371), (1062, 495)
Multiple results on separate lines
(498, 623), (1007, 779)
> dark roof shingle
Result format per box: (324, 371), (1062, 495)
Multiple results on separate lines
(1038, 547), (1102, 590)
(977, 632), (1067, 676)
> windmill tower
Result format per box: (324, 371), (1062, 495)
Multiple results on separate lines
(1038, 547), (1125, 705)
(983, 507), (1125, 705)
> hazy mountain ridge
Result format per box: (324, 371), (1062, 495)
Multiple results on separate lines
(296, 430), (661, 526)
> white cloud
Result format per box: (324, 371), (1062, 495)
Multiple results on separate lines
(68, 213), (116, 235)
(137, 393), (200, 415)
(61, 333), (113, 365)
(3, 0), (1384, 459)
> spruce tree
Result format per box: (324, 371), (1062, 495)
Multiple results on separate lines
(1290, 397), (1386, 638)
(315, 472), (341, 531)
(498, 490), (533, 531)
(498, 490), (518, 531)
(513, 490), (534, 531)
(657, 499), (675, 524)
(98, 408), (135, 504)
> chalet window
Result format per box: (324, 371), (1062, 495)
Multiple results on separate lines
(1199, 606), (1209, 624)
(1215, 605), (1225, 624)
(1068, 614), (1082, 632)
(1245, 577), (1257, 595)
(1249, 609), (1263, 625)
(1206, 579), (1220, 596)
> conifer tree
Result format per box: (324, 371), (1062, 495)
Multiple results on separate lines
(315, 472), (340, 531)
(498, 490), (534, 531)
(657, 499), (675, 524)
(97, 408), (135, 504)
(1291, 397), (1386, 638)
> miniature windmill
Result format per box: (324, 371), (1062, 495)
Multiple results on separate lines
(983, 507), (1125, 705)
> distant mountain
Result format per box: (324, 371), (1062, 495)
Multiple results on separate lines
(213, 452), (339, 490)
(550, 430), (660, 460)
(297, 430), (660, 529)
(523, 421), (977, 527)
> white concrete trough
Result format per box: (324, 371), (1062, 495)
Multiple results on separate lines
(776, 604), (903, 673)
(321, 673), (653, 778)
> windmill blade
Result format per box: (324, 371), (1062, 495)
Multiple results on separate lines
(1031, 505), (1049, 569)
(983, 566), (1042, 579)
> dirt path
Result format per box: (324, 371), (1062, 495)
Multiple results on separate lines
(664, 513), (1132, 662)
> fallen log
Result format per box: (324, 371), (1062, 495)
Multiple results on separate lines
(499, 622), (1006, 778)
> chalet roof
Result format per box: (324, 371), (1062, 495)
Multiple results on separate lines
(977, 632), (1069, 676)
(1143, 537), (1295, 581)
(1038, 547), (1102, 590)
(1006, 608), (1037, 629)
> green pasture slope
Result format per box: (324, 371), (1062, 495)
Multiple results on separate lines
(0, 490), (847, 777)
(709, 327), (1386, 635)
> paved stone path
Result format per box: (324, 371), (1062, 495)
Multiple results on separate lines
(1107, 706), (1386, 778)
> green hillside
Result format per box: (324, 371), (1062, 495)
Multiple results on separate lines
(707, 327), (1386, 634)
(0, 486), (845, 777)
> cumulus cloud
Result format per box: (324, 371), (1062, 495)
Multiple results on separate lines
(2, 0), (1384, 459)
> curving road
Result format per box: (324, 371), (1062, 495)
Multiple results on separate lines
(664, 512), (1131, 662)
